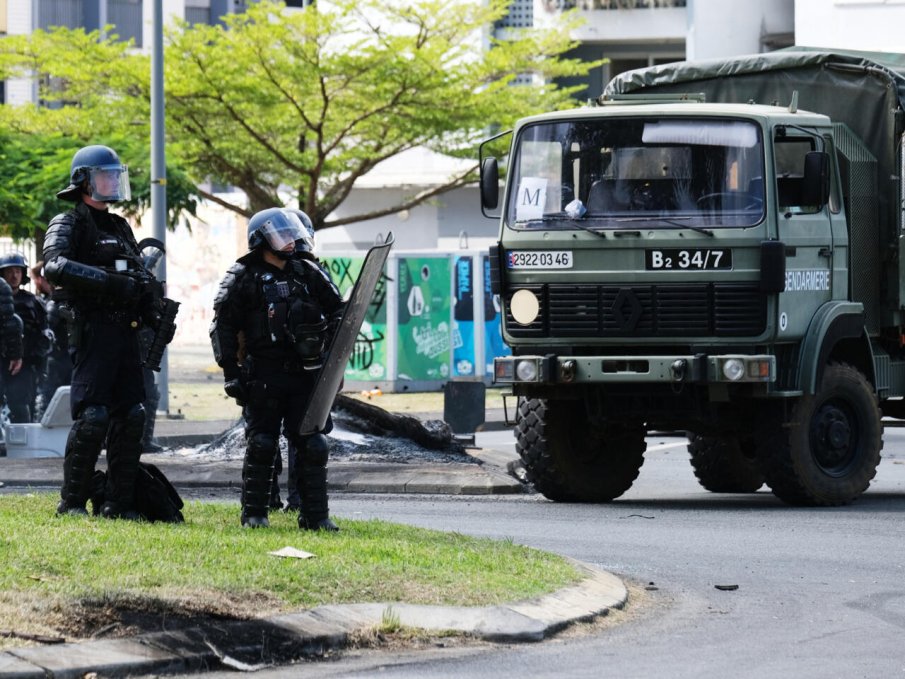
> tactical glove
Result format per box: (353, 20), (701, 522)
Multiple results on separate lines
(224, 378), (247, 406)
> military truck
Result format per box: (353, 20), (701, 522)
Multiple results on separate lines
(481, 48), (905, 506)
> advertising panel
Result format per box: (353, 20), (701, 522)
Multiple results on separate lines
(396, 256), (451, 381)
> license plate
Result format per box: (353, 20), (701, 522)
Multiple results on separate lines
(507, 250), (573, 269)
(645, 249), (732, 270)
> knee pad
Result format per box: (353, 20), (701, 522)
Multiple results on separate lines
(301, 433), (329, 467)
(72, 404), (110, 447)
(248, 433), (278, 465)
(124, 402), (145, 425)
(110, 403), (145, 447)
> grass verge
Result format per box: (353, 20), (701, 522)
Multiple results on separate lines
(0, 494), (581, 649)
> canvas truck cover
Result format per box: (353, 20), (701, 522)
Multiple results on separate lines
(604, 48), (905, 235)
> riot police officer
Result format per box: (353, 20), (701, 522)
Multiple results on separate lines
(270, 208), (325, 511)
(44, 144), (173, 518)
(0, 276), (24, 431)
(210, 208), (344, 530)
(0, 253), (50, 423)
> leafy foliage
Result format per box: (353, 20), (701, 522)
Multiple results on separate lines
(0, 0), (597, 231)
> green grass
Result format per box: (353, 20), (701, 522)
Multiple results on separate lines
(0, 494), (580, 645)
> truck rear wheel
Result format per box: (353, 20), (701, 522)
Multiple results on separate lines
(756, 363), (882, 506)
(515, 398), (646, 502)
(687, 435), (764, 493)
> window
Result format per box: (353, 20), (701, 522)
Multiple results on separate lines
(109, 0), (142, 47)
(37, 0), (84, 30)
(774, 136), (819, 213)
(507, 117), (765, 229)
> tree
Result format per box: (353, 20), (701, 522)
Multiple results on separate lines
(0, 130), (200, 239)
(0, 0), (596, 230)
(0, 27), (199, 239)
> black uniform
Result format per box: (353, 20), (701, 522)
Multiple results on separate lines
(0, 288), (48, 422)
(44, 201), (165, 517)
(0, 278), (24, 426)
(210, 251), (344, 527)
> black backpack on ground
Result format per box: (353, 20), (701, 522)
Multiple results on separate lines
(90, 462), (185, 523)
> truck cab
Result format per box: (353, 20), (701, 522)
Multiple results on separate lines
(483, 49), (905, 506)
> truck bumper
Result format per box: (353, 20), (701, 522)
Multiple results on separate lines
(493, 354), (775, 386)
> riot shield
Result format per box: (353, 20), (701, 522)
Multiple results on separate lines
(299, 233), (394, 435)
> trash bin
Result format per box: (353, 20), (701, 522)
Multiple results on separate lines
(443, 380), (486, 434)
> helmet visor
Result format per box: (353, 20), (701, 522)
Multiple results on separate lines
(88, 165), (131, 202)
(261, 212), (306, 253)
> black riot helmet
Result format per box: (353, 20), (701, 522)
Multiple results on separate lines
(0, 252), (30, 284)
(283, 209), (316, 256)
(247, 208), (307, 260)
(57, 145), (131, 203)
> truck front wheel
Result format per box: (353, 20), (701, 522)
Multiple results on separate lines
(757, 363), (882, 506)
(515, 398), (646, 502)
(687, 435), (764, 493)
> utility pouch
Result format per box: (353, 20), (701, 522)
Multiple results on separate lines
(261, 275), (290, 343)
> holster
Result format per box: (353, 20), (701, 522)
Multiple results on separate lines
(61, 305), (85, 350)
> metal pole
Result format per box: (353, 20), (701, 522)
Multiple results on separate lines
(151, 0), (169, 413)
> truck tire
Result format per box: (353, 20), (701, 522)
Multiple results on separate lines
(756, 363), (882, 506)
(515, 397), (646, 502)
(687, 435), (764, 493)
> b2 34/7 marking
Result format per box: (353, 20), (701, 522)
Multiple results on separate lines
(645, 248), (732, 270)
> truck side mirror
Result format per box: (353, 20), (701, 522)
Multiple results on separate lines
(801, 151), (830, 207)
(480, 157), (499, 211)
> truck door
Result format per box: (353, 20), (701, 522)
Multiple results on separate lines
(773, 132), (834, 339)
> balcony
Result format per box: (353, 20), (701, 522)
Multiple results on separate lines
(542, 0), (686, 9)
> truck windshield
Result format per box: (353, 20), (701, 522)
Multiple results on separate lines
(507, 117), (765, 230)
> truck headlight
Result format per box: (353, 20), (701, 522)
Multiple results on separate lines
(516, 359), (539, 381)
(722, 358), (746, 381)
(510, 289), (540, 325)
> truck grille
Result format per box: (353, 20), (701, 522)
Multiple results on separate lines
(506, 283), (765, 338)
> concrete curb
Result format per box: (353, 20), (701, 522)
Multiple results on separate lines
(0, 561), (626, 678)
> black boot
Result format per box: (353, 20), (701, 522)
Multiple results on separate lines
(298, 514), (339, 532)
(241, 433), (277, 528)
(101, 404), (144, 521)
(57, 405), (108, 516)
(296, 434), (338, 532)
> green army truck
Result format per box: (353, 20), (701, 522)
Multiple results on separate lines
(481, 48), (905, 506)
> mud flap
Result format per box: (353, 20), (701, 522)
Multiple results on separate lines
(298, 233), (394, 435)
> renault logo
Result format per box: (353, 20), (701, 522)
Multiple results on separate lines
(612, 288), (643, 331)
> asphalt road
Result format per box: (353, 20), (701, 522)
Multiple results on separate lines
(176, 426), (905, 678)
